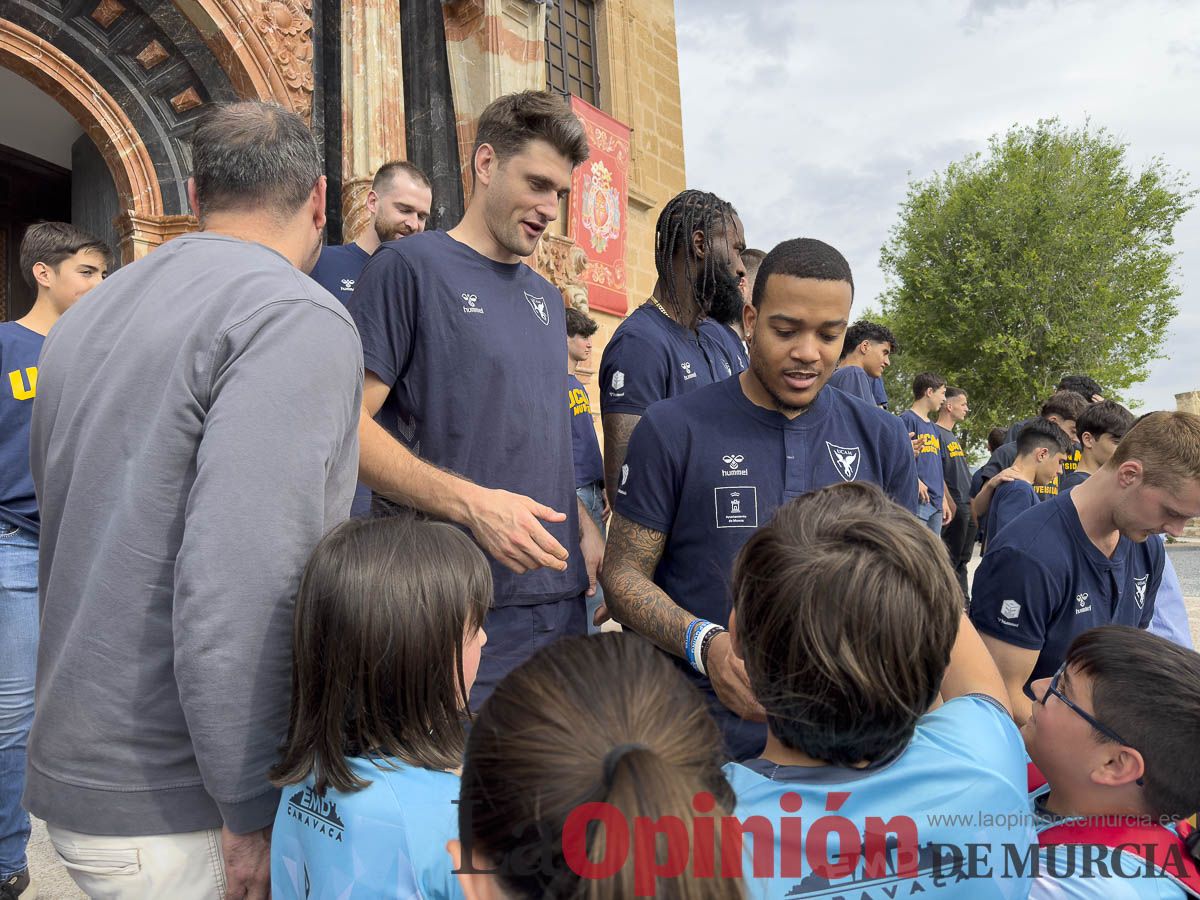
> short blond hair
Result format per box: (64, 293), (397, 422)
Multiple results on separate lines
(1109, 411), (1200, 489)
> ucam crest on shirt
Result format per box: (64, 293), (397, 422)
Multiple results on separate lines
(1133, 574), (1149, 608)
(524, 291), (549, 325)
(826, 442), (861, 482)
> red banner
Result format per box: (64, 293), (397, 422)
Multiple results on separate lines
(569, 96), (631, 316)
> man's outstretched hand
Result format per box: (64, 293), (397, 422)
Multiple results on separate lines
(465, 487), (569, 574)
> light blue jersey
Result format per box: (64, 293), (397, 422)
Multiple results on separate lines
(272, 757), (463, 899)
(1030, 846), (1188, 899)
(723, 695), (1033, 899)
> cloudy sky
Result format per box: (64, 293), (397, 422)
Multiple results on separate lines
(676, 0), (1200, 411)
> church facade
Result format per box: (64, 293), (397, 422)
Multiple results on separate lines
(0, 0), (686, 395)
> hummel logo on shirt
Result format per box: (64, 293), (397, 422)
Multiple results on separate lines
(462, 292), (484, 315)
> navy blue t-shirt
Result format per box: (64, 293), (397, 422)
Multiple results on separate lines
(309, 242), (372, 305)
(0, 322), (44, 532)
(700, 319), (748, 374)
(615, 376), (918, 757)
(568, 374), (604, 488)
(984, 479), (1038, 548)
(900, 409), (943, 507)
(871, 374), (889, 408)
(1058, 468), (1090, 492)
(598, 304), (745, 416)
(826, 364), (875, 405)
(970, 492), (1163, 696)
(350, 230), (586, 608)
(971, 440), (1060, 501)
(935, 423), (971, 507)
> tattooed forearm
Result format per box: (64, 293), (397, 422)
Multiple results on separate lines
(602, 413), (640, 509)
(600, 513), (693, 658)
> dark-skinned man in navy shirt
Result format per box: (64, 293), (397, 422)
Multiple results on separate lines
(970, 411), (1200, 726)
(349, 92), (604, 710)
(599, 189), (748, 510)
(601, 238), (918, 760)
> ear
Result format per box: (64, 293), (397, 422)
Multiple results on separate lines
(1116, 459), (1144, 488)
(691, 227), (707, 260)
(366, 189), (380, 215)
(857, 340), (871, 357)
(474, 144), (498, 188)
(1090, 746), (1146, 790)
(742, 301), (758, 343)
(1035, 447), (1049, 464)
(311, 175), (328, 232)
(186, 176), (201, 219)
(448, 840), (502, 900)
(1080, 432), (1096, 450)
(31, 261), (54, 290)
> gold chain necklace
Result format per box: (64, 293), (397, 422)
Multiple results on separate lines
(648, 297), (672, 318)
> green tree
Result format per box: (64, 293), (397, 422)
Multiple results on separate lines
(878, 118), (1193, 451)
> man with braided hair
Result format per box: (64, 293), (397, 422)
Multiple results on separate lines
(599, 189), (749, 509)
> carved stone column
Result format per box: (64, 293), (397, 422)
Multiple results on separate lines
(115, 213), (197, 261)
(340, 0), (408, 240)
(441, 0), (548, 202)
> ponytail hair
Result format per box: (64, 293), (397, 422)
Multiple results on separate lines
(460, 633), (744, 899)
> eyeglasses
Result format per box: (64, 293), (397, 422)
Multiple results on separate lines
(1042, 662), (1144, 786)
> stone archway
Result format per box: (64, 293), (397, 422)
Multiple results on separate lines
(0, 20), (162, 224)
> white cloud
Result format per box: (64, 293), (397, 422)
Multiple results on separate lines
(677, 0), (1200, 410)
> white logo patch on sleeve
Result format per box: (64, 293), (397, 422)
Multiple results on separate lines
(611, 370), (625, 392)
(1000, 599), (1021, 620)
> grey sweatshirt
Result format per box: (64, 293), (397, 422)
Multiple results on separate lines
(26, 232), (362, 836)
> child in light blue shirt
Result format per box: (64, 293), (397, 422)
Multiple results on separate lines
(723, 482), (1033, 899)
(271, 516), (491, 899)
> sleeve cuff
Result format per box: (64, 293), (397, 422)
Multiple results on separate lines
(362, 351), (399, 388)
(969, 617), (1045, 651)
(217, 787), (282, 834)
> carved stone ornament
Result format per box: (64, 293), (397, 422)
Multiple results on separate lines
(534, 233), (590, 311)
(90, 0), (126, 28)
(254, 0), (315, 121)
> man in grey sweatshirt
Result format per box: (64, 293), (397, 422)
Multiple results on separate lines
(25, 102), (361, 899)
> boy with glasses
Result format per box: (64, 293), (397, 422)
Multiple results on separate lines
(1025, 626), (1200, 898)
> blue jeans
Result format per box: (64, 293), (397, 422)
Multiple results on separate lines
(576, 481), (606, 635)
(0, 522), (38, 879)
(917, 501), (942, 534)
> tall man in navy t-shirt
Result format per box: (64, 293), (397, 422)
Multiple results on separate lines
(599, 189), (748, 509)
(900, 372), (951, 533)
(601, 238), (918, 760)
(309, 161), (432, 304)
(309, 161), (431, 517)
(349, 91), (604, 709)
(970, 411), (1200, 725)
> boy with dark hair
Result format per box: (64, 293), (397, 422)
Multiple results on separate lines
(935, 387), (975, 598)
(350, 90), (603, 711)
(602, 238), (917, 760)
(827, 319), (897, 406)
(901, 372), (950, 533)
(1, 221), (109, 899)
(970, 412), (1200, 725)
(599, 189), (748, 509)
(1060, 400), (1134, 491)
(1025, 626), (1200, 898)
(972, 389), (1089, 512)
(980, 418), (1072, 548)
(566, 307), (606, 634)
(987, 426), (1008, 453)
(724, 482), (1032, 898)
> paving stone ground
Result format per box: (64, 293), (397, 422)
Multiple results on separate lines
(23, 542), (1200, 898)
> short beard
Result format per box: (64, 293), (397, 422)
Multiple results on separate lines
(749, 350), (809, 415)
(701, 263), (746, 326)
